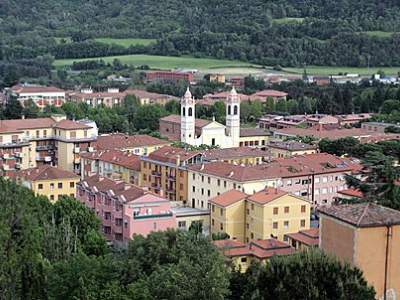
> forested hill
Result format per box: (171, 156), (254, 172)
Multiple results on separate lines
(2, 0), (400, 67)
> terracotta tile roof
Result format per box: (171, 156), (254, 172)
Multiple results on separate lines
(11, 85), (65, 94)
(250, 89), (288, 99)
(209, 190), (248, 207)
(16, 165), (79, 181)
(81, 175), (146, 202)
(247, 188), (288, 205)
(240, 128), (270, 137)
(0, 118), (56, 133)
(273, 127), (382, 140)
(53, 119), (91, 130)
(337, 188), (364, 198)
(203, 147), (271, 161)
(318, 203), (400, 227)
(160, 114), (212, 129)
(125, 89), (178, 100)
(80, 149), (141, 171)
(268, 140), (317, 151)
(146, 146), (202, 164)
(214, 238), (295, 259)
(285, 228), (319, 247)
(95, 133), (168, 150)
(188, 153), (362, 182)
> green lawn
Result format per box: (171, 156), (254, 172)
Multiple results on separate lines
(362, 31), (396, 38)
(94, 38), (156, 47)
(273, 17), (304, 24)
(284, 66), (400, 76)
(54, 54), (258, 70)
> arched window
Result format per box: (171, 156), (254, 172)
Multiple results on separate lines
(188, 107), (193, 116)
(228, 105), (231, 115)
(182, 107), (186, 116)
(234, 105), (238, 115)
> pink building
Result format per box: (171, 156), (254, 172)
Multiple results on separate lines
(77, 175), (176, 243)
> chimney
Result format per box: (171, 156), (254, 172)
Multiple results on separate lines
(176, 154), (181, 166)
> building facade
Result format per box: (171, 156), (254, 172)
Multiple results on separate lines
(268, 140), (317, 158)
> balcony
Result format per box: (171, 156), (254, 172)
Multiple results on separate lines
(36, 145), (54, 151)
(151, 183), (161, 190)
(0, 139), (30, 148)
(167, 175), (176, 181)
(133, 212), (173, 220)
(151, 170), (161, 177)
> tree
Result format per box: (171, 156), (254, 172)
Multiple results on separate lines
(233, 250), (375, 300)
(318, 137), (359, 156)
(265, 96), (275, 113)
(4, 98), (23, 119)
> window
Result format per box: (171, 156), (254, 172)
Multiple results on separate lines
(84, 130), (88, 137)
(284, 206), (289, 213)
(273, 207), (279, 215)
(284, 236), (289, 242)
(202, 176), (204, 182)
(207, 190), (210, 197)
(228, 105), (231, 115)
(180, 183), (184, 190)
(251, 203), (254, 210)
(233, 183), (236, 189)
(201, 188), (204, 195)
(224, 181), (227, 188)
(70, 182), (75, 188)
(234, 105), (238, 115)
(192, 173), (195, 180)
(246, 208), (250, 215)
(178, 221), (186, 228)
(273, 222), (278, 229)
(208, 177), (211, 184)
(43, 130), (47, 137)
(188, 107), (193, 116)
(211, 219), (214, 226)
(58, 182), (63, 189)
(250, 232), (254, 239)
(217, 179), (220, 186)
(315, 177), (320, 183)
(246, 223), (249, 229)
(286, 179), (292, 186)
(70, 193), (74, 197)
(36, 130), (40, 138)
(143, 174), (147, 181)
(192, 186), (195, 192)
(38, 184), (43, 189)
(300, 219), (306, 227)
(50, 183), (54, 190)
(182, 107), (186, 116)
(50, 195), (55, 201)
(220, 223), (223, 230)
(241, 257), (247, 263)
(70, 131), (76, 138)
(220, 208), (223, 216)
(284, 221), (289, 229)
(322, 177), (328, 183)
(301, 205), (306, 213)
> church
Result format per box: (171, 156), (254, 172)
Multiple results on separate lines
(180, 87), (240, 148)
(159, 87), (270, 149)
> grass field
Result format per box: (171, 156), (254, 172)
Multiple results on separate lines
(54, 54), (259, 70)
(362, 31), (396, 38)
(273, 17), (304, 24)
(94, 38), (156, 47)
(284, 66), (400, 76)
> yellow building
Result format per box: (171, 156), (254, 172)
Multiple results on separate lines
(319, 203), (400, 300)
(284, 228), (319, 250)
(210, 188), (311, 243)
(268, 140), (317, 158)
(94, 133), (169, 155)
(0, 115), (97, 176)
(209, 74), (226, 83)
(172, 205), (211, 235)
(239, 128), (270, 148)
(141, 146), (203, 203)
(14, 165), (80, 202)
(80, 149), (141, 185)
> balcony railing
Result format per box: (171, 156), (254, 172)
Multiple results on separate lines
(133, 212), (173, 220)
(151, 170), (161, 177)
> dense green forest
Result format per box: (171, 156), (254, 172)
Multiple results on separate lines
(0, 178), (375, 299)
(1, 0), (400, 84)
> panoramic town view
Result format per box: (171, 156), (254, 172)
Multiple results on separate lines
(1, 1), (400, 299)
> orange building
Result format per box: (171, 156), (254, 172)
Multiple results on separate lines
(319, 203), (400, 300)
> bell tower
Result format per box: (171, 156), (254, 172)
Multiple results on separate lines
(181, 87), (195, 145)
(226, 87), (240, 147)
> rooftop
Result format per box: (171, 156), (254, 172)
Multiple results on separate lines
(95, 133), (169, 150)
(273, 127), (382, 140)
(209, 190), (248, 207)
(203, 147), (270, 161)
(240, 127), (270, 137)
(146, 145), (202, 164)
(284, 228), (319, 247)
(247, 188), (289, 205)
(268, 140), (317, 151)
(337, 188), (364, 199)
(125, 89), (178, 100)
(16, 165), (79, 181)
(250, 89), (288, 98)
(80, 149), (141, 171)
(318, 203), (400, 228)
(160, 114), (212, 129)
(11, 84), (65, 94)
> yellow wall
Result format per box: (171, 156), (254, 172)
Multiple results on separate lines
(211, 200), (246, 242)
(176, 214), (210, 234)
(122, 144), (169, 156)
(239, 135), (269, 147)
(270, 148), (316, 158)
(27, 177), (79, 202)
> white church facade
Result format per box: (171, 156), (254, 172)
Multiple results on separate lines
(180, 87), (241, 148)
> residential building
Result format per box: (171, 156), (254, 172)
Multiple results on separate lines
(94, 133), (169, 155)
(319, 203), (400, 300)
(187, 153), (362, 209)
(203, 147), (271, 165)
(67, 88), (125, 107)
(171, 204), (210, 235)
(80, 149), (141, 185)
(249, 89), (288, 101)
(145, 71), (193, 83)
(124, 89), (178, 105)
(14, 165), (79, 202)
(284, 228), (319, 250)
(209, 188), (311, 243)
(361, 121), (400, 134)
(268, 140), (317, 158)
(0, 115), (98, 175)
(208, 74), (225, 83)
(77, 175), (176, 243)
(213, 238), (295, 272)
(6, 84), (66, 109)
(238, 128), (270, 148)
(141, 146), (203, 203)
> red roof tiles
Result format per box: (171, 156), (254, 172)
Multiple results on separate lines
(285, 228), (319, 247)
(209, 190), (248, 207)
(94, 133), (169, 151)
(80, 149), (141, 171)
(247, 188), (288, 205)
(16, 165), (79, 181)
